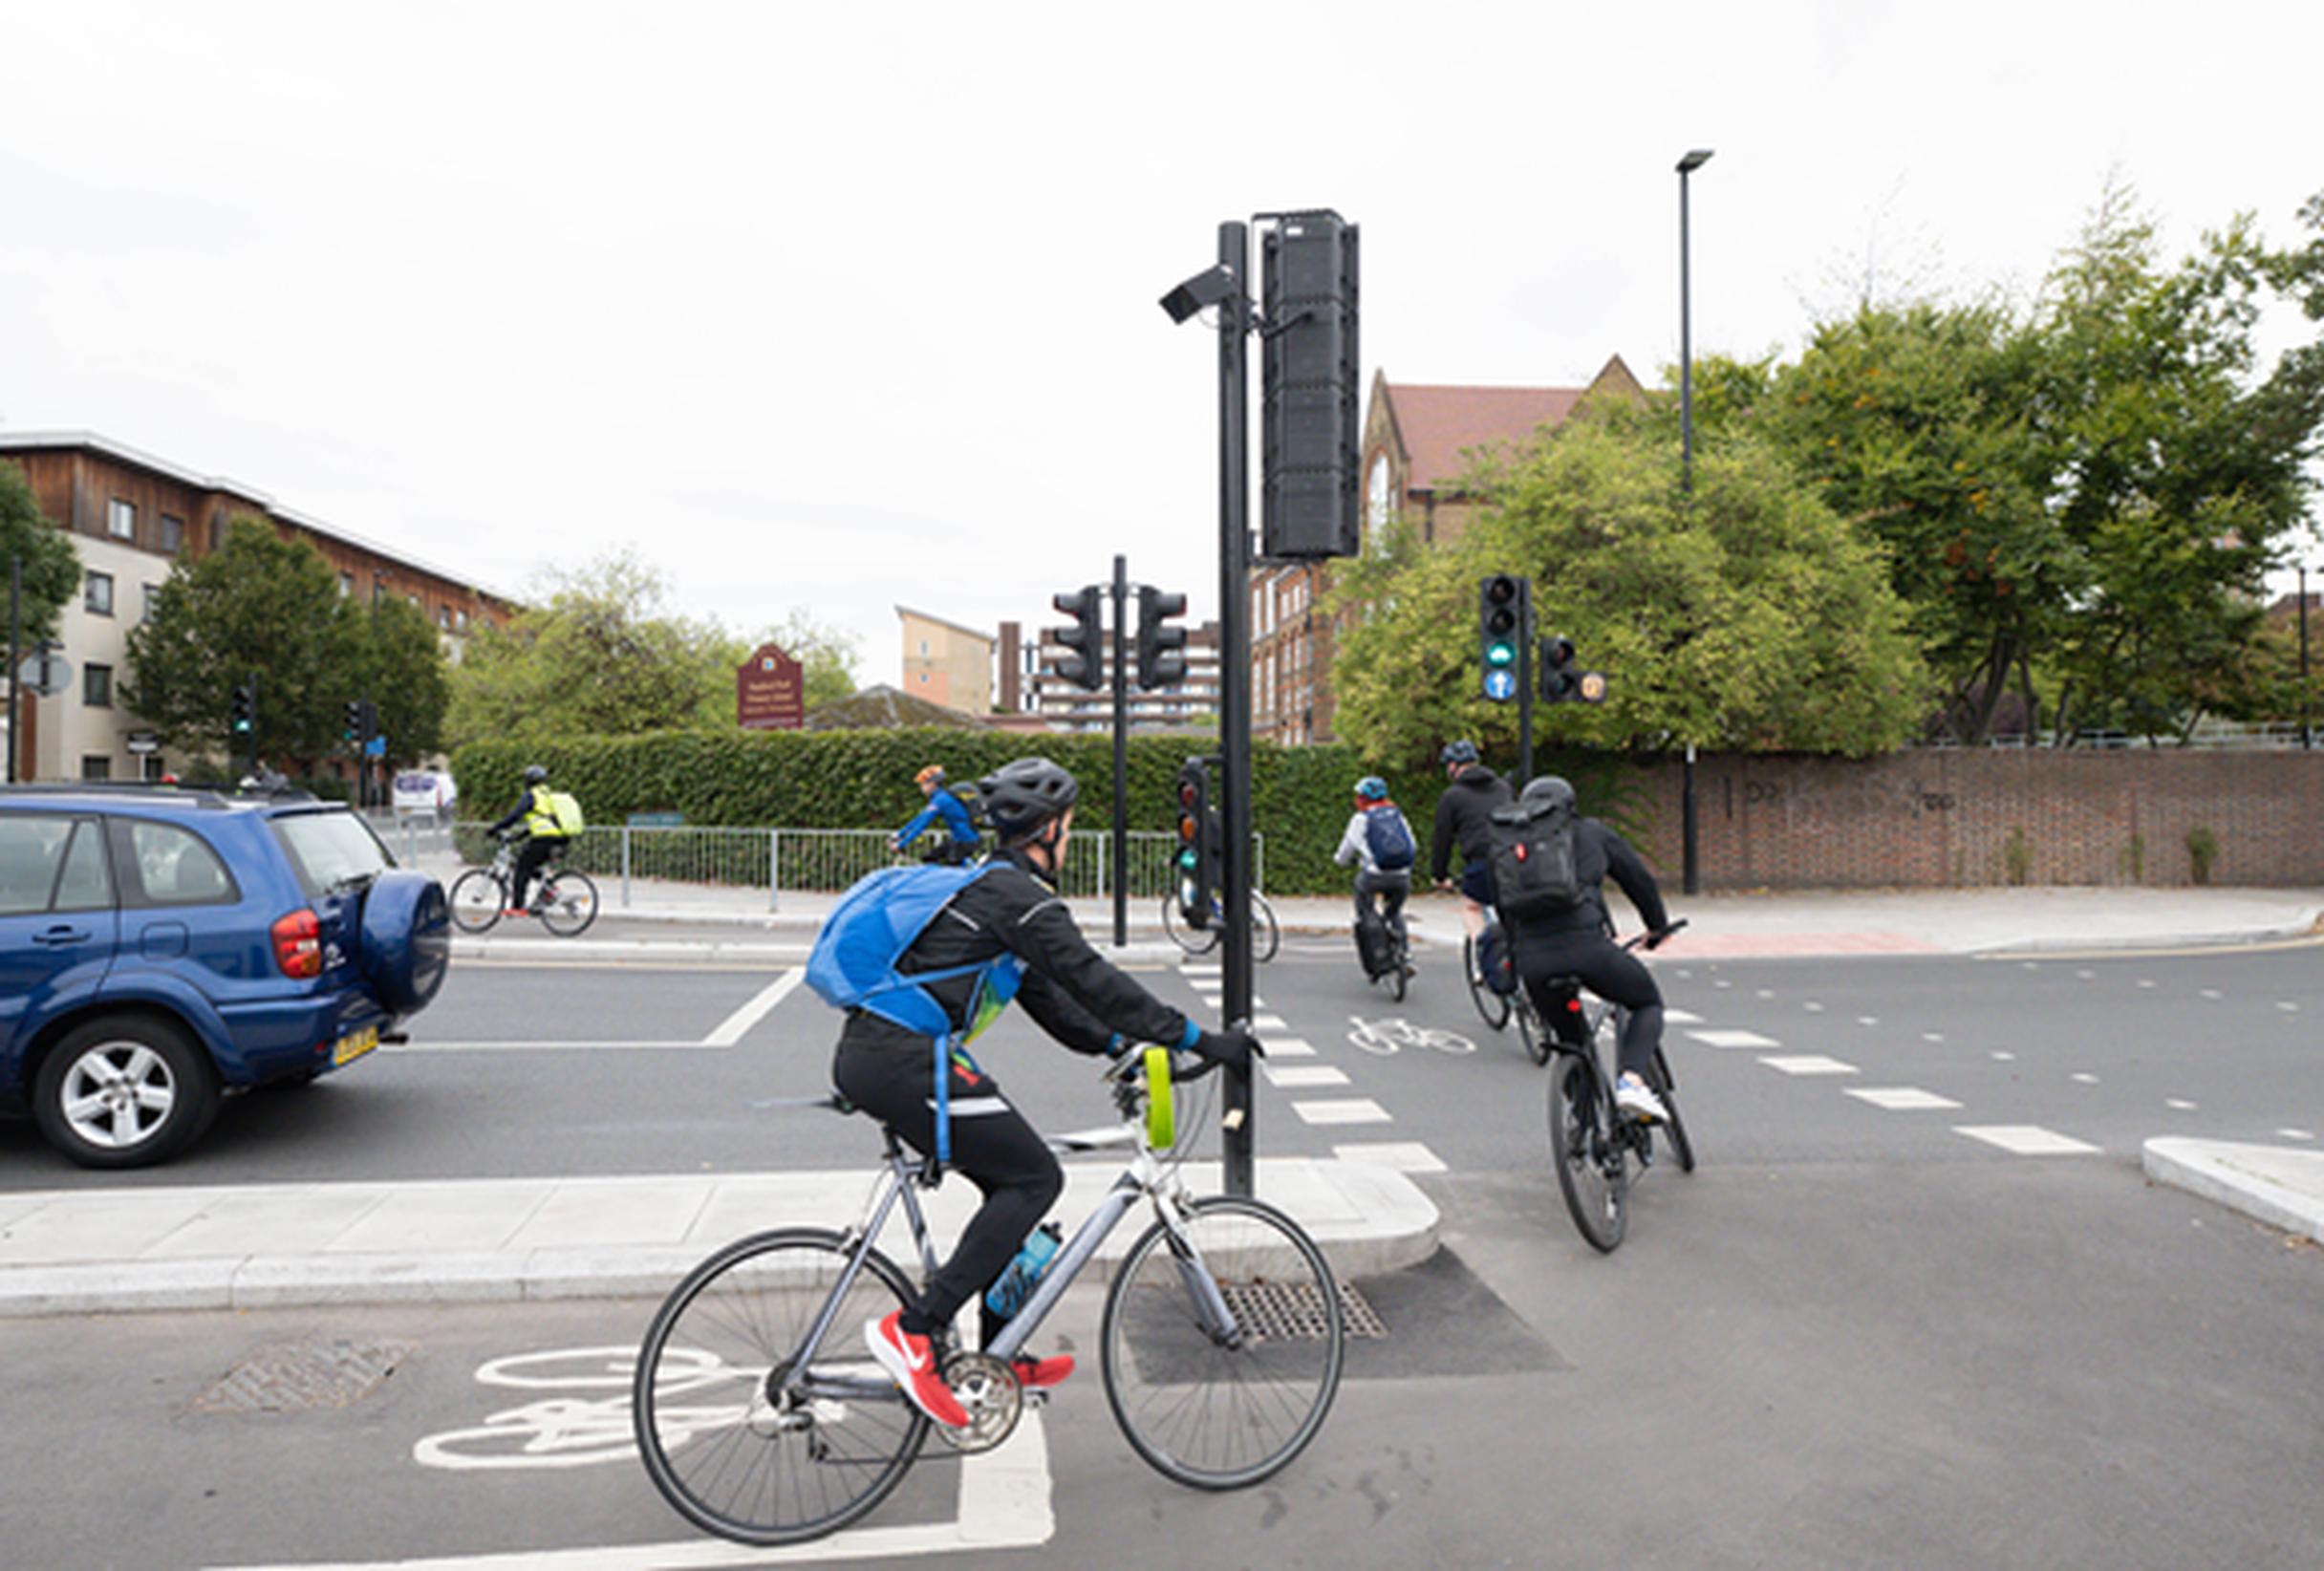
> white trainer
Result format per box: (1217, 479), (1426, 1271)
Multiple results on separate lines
(1614, 1072), (1668, 1125)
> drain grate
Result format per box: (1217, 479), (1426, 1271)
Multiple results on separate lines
(191, 1338), (413, 1414)
(1219, 1279), (1387, 1341)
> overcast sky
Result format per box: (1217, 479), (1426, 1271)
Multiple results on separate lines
(4, 1), (2318, 688)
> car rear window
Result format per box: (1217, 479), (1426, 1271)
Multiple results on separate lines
(271, 810), (396, 896)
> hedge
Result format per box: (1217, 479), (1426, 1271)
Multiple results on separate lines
(452, 728), (1654, 895)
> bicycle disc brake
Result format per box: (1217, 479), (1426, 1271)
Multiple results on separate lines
(936, 1350), (1022, 1454)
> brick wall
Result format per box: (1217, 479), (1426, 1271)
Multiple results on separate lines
(1626, 750), (2324, 889)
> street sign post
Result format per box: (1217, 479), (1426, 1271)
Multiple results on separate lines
(16, 649), (71, 698)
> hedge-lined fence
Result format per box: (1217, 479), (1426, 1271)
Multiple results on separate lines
(452, 729), (1647, 896)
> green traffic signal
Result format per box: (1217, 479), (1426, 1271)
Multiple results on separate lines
(1486, 640), (1517, 668)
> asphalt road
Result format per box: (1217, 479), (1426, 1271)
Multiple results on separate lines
(5, 938), (2322, 1568)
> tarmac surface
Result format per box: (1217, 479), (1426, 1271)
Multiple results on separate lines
(5, 868), (2320, 1317)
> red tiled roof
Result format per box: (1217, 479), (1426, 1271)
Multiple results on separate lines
(1388, 384), (1588, 491)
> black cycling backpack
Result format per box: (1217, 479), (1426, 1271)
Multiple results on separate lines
(1486, 795), (1583, 921)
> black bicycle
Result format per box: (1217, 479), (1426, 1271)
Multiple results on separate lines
(1354, 895), (1412, 1003)
(1540, 925), (1693, 1253)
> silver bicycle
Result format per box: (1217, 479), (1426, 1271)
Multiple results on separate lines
(632, 1049), (1345, 1546)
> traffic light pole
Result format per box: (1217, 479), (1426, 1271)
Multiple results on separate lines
(7, 555), (19, 785)
(246, 671), (261, 781)
(1517, 578), (1536, 786)
(1109, 554), (1130, 948)
(1216, 220), (1256, 1198)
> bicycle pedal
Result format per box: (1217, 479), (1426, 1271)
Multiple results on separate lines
(1022, 1388), (1052, 1410)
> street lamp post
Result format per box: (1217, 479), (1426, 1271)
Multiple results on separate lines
(1676, 147), (1713, 895)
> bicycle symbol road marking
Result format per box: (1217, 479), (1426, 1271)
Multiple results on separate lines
(413, 1344), (758, 1472)
(1346, 1015), (1476, 1057)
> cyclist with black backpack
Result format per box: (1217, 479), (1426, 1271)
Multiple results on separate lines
(1334, 775), (1416, 979)
(817, 756), (1261, 1431)
(1489, 775), (1680, 1123)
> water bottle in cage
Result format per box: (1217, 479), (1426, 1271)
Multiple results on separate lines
(984, 1221), (1064, 1318)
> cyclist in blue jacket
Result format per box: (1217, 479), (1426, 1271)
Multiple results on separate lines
(844, 757), (1259, 1429)
(893, 764), (980, 866)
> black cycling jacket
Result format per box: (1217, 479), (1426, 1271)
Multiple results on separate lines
(1429, 766), (1514, 880)
(1509, 818), (1673, 939)
(838, 848), (1197, 1059)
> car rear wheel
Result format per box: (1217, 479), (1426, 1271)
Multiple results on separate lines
(33, 1015), (221, 1169)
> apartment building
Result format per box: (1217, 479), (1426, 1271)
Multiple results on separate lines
(897, 605), (996, 717)
(2, 431), (511, 782)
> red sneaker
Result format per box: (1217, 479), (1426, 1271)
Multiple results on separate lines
(865, 1311), (968, 1428)
(1011, 1352), (1075, 1389)
(501, 908), (529, 919)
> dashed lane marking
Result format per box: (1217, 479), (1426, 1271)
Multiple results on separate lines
(1261, 1036), (1318, 1058)
(2166, 1098), (2199, 1110)
(1666, 1008), (1704, 1024)
(2280, 1129), (2317, 1141)
(1954, 1125), (2101, 1155)
(1923, 1032), (1946, 1043)
(1689, 1028), (1782, 1049)
(1332, 1141), (1448, 1173)
(1990, 1050), (2016, 1062)
(1263, 1065), (1351, 1089)
(1292, 1099), (1393, 1126)
(1253, 1014), (1288, 1031)
(1758, 1055), (1858, 1076)
(1845, 1087), (1963, 1110)
(2071, 1072), (2099, 1084)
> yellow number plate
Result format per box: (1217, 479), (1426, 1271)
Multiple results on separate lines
(332, 1025), (380, 1067)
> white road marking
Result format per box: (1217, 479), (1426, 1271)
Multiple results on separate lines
(1689, 1029), (1782, 1049)
(1713, 979), (1733, 989)
(2200, 989), (2223, 1001)
(2166, 1098), (2198, 1110)
(398, 1040), (709, 1052)
(2277, 1001), (2301, 1013)
(1846, 1087), (1962, 1109)
(252, 1412), (1052, 1569)
(1665, 1008), (1704, 1024)
(1923, 1032), (1946, 1043)
(1292, 1098), (1393, 1126)
(1954, 1124), (2100, 1155)
(1261, 1036), (1318, 1058)
(1803, 1001), (1825, 1013)
(1332, 1141), (1448, 1173)
(2071, 1072), (2099, 1085)
(1990, 1050), (2016, 1062)
(701, 969), (804, 1047)
(1856, 1016), (1880, 1026)
(2137, 979), (2156, 989)
(1252, 1013), (1289, 1031)
(1757, 1055), (1858, 1076)
(2076, 970), (2096, 979)
(1755, 988), (1776, 1000)
(1263, 1064), (1350, 1089)
(2279, 1128), (2317, 1141)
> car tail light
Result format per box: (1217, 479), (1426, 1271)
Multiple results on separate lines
(272, 909), (323, 979)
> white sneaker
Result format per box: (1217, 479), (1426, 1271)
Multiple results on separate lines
(1614, 1073), (1668, 1125)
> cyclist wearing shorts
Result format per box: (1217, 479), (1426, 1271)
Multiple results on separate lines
(842, 756), (1259, 1428)
(1428, 741), (1513, 946)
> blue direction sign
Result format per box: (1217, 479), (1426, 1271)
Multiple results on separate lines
(1482, 667), (1517, 702)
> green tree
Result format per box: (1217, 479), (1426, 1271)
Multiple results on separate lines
(354, 596), (450, 765)
(1331, 407), (1929, 768)
(123, 519), (363, 762)
(445, 551), (739, 749)
(0, 460), (82, 645)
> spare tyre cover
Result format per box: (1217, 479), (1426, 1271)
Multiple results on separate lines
(361, 870), (451, 1014)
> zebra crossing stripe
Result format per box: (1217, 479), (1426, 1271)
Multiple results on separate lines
(1292, 1099), (1392, 1126)
(1953, 1125), (2100, 1155)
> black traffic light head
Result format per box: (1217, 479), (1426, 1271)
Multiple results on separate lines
(1540, 634), (1578, 700)
(230, 681), (256, 736)
(1260, 210), (1361, 560)
(343, 699), (365, 742)
(1134, 586), (1189, 691)
(1173, 757), (1215, 928)
(1478, 574), (1525, 700)
(1049, 585), (1105, 692)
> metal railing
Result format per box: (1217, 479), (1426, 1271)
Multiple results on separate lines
(437, 823), (1265, 912)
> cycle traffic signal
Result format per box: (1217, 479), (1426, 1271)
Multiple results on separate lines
(1540, 634), (1609, 703)
(1173, 757), (1216, 929)
(342, 699), (365, 742)
(1478, 573), (1525, 702)
(1050, 585), (1104, 692)
(1134, 586), (1188, 691)
(230, 680), (257, 737)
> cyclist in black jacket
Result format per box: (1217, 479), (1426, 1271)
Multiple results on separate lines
(1428, 740), (1514, 947)
(844, 756), (1259, 1430)
(1501, 775), (1679, 1124)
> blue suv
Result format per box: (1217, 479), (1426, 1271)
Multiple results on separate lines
(0, 785), (450, 1168)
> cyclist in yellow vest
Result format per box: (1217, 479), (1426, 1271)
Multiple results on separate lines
(487, 764), (577, 916)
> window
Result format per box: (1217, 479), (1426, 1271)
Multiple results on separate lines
(84, 571), (114, 615)
(208, 517), (224, 550)
(160, 514), (185, 554)
(0, 815), (96, 915)
(141, 584), (161, 623)
(108, 499), (136, 540)
(53, 821), (112, 910)
(83, 663), (113, 708)
(338, 572), (355, 598)
(270, 810), (393, 897)
(141, 755), (167, 783)
(120, 819), (236, 906)
(454, 609), (469, 633)
(80, 755), (113, 781)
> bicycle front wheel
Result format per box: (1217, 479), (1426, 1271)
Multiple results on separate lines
(1160, 894), (1222, 957)
(1548, 1054), (1626, 1253)
(446, 870), (504, 934)
(537, 869), (599, 936)
(1463, 936), (1510, 1032)
(1102, 1195), (1345, 1490)
(634, 1228), (930, 1545)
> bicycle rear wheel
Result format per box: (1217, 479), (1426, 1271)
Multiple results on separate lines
(1463, 935), (1511, 1032)
(1651, 1044), (1695, 1173)
(446, 870), (504, 934)
(634, 1228), (930, 1545)
(1161, 895), (1221, 957)
(1515, 991), (1552, 1066)
(1101, 1195), (1345, 1490)
(1250, 893), (1281, 964)
(1548, 1053), (1626, 1253)
(536, 869), (599, 936)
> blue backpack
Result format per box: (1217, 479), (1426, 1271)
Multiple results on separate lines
(1363, 804), (1417, 872)
(806, 862), (1024, 1159)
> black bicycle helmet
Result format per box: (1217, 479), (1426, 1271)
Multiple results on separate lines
(1520, 774), (1576, 813)
(522, 764), (549, 785)
(1439, 740), (1480, 765)
(978, 756), (1081, 842)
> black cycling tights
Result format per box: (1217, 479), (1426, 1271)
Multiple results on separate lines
(833, 1041), (1061, 1345)
(1515, 934), (1667, 1082)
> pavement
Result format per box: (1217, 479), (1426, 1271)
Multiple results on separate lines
(6, 870), (2322, 1319)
